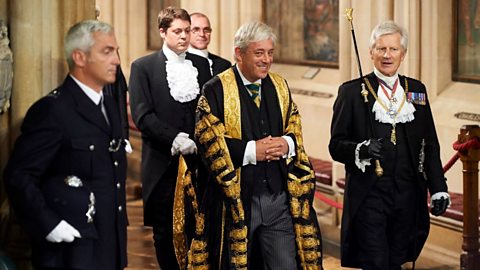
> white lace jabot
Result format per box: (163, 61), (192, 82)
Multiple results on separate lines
(163, 44), (200, 103)
(372, 68), (415, 124)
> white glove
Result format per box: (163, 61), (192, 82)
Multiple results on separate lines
(430, 192), (451, 207)
(179, 137), (197, 155)
(171, 132), (189, 156)
(45, 220), (81, 243)
(124, 139), (133, 154)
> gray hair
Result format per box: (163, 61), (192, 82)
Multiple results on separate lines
(233, 21), (277, 56)
(64, 20), (114, 69)
(369, 21), (408, 51)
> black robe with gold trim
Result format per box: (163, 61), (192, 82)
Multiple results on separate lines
(192, 66), (322, 270)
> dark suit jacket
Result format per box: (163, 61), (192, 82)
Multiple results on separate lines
(329, 72), (448, 267)
(208, 52), (231, 76)
(4, 76), (128, 270)
(128, 51), (211, 225)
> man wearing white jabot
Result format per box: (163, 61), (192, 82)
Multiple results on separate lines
(128, 7), (211, 270)
(329, 21), (450, 270)
(188, 12), (231, 76)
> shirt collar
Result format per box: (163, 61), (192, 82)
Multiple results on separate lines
(163, 43), (186, 62)
(69, 74), (103, 105)
(373, 67), (399, 88)
(187, 47), (209, 59)
(236, 64), (261, 86)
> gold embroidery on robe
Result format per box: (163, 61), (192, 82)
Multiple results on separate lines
(192, 69), (322, 269)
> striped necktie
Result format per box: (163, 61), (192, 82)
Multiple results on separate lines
(246, 83), (261, 108)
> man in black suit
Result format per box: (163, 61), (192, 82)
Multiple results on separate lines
(4, 20), (128, 270)
(329, 21), (450, 270)
(194, 21), (322, 269)
(188, 12), (231, 76)
(128, 7), (211, 270)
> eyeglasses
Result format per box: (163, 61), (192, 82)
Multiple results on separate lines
(191, 27), (212, 35)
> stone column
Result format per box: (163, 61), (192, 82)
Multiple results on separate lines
(8, 0), (95, 140)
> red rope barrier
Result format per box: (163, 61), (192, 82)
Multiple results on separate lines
(453, 137), (480, 152)
(314, 191), (343, 209)
(443, 137), (480, 173)
(442, 153), (459, 173)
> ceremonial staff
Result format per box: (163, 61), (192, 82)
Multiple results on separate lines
(345, 8), (383, 177)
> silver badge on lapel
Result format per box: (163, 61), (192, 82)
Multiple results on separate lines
(86, 192), (96, 223)
(418, 139), (426, 178)
(64, 175), (83, 187)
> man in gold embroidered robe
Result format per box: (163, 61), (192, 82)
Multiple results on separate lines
(193, 21), (322, 270)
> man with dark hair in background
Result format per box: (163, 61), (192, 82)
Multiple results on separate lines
(128, 7), (211, 270)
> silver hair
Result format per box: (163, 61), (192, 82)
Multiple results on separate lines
(369, 21), (408, 51)
(233, 21), (277, 59)
(64, 20), (114, 69)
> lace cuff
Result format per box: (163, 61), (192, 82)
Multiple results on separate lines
(355, 140), (372, 172)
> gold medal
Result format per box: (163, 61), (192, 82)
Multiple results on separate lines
(364, 77), (408, 147)
(391, 124), (397, 145)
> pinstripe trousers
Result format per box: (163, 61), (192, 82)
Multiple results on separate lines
(248, 187), (297, 270)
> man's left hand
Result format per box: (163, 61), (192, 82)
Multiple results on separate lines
(430, 192), (451, 216)
(179, 137), (197, 155)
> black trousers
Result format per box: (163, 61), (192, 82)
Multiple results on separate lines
(149, 167), (179, 270)
(248, 189), (297, 270)
(150, 162), (196, 270)
(352, 177), (417, 270)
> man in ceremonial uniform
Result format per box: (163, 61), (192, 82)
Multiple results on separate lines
(4, 20), (128, 270)
(128, 7), (211, 270)
(329, 21), (450, 270)
(188, 12), (231, 76)
(194, 21), (322, 269)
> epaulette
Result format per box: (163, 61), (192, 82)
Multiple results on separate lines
(47, 88), (61, 98)
(341, 76), (363, 87)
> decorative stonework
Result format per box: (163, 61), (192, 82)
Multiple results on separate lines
(454, 112), (480, 122)
(0, 19), (13, 114)
(290, 88), (333, 99)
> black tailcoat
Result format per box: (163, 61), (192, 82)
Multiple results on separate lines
(4, 76), (128, 270)
(329, 72), (448, 267)
(208, 52), (231, 76)
(128, 51), (211, 226)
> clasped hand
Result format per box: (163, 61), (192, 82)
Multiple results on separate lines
(171, 132), (197, 156)
(256, 136), (288, 162)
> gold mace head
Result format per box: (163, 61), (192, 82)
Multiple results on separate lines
(346, 8), (353, 22)
(361, 83), (368, 103)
